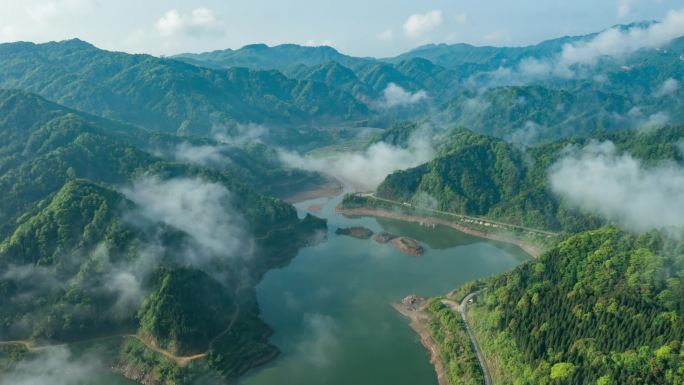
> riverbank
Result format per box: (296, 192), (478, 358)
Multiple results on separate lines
(393, 297), (451, 385)
(337, 206), (542, 258)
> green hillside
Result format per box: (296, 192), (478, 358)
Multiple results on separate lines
(376, 125), (684, 232)
(466, 227), (684, 384)
(0, 40), (368, 138)
(0, 90), (327, 383)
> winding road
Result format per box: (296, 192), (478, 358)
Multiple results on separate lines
(357, 192), (558, 237)
(458, 291), (492, 385)
(0, 306), (242, 367)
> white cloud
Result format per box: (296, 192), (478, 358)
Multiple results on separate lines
(155, 7), (220, 37)
(403, 10), (443, 38)
(468, 8), (684, 86)
(90, 243), (162, 319)
(377, 29), (394, 41)
(173, 142), (226, 166)
(624, 107), (670, 130)
(508, 121), (543, 146)
(278, 137), (434, 191)
(380, 83), (428, 108)
(654, 77), (679, 97)
(550, 141), (684, 233)
(454, 13), (468, 24)
(212, 122), (268, 144)
(304, 39), (334, 47)
(121, 176), (250, 259)
(0, 346), (103, 385)
(618, 0), (632, 18)
(561, 8), (684, 66)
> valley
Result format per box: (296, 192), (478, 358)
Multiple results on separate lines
(1, 7), (683, 385)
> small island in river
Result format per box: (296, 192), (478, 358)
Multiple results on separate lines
(373, 232), (397, 243)
(335, 226), (374, 239)
(391, 236), (424, 257)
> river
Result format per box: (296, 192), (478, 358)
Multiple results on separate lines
(241, 194), (530, 385)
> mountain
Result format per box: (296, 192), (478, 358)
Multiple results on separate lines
(0, 89), (326, 384)
(0, 40), (368, 140)
(386, 23), (657, 70)
(375, 125), (684, 232)
(443, 86), (635, 143)
(463, 226), (684, 384)
(174, 43), (373, 71)
(370, 122), (684, 384)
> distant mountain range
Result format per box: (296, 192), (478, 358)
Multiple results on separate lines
(0, 17), (683, 385)
(1, 21), (679, 149)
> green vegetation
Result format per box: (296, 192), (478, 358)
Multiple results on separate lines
(138, 267), (235, 355)
(1, 23), (684, 385)
(0, 40), (368, 141)
(119, 338), (190, 385)
(207, 314), (279, 380)
(376, 125), (684, 385)
(463, 227), (684, 384)
(0, 89), (328, 383)
(426, 299), (484, 385)
(377, 125), (684, 233)
(0, 345), (29, 371)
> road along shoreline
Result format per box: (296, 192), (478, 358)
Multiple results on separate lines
(337, 206), (543, 258)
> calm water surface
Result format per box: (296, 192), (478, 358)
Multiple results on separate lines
(242, 195), (530, 385)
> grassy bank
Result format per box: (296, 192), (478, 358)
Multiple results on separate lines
(426, 299), (485, 385)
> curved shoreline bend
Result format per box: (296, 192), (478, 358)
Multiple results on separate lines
(346, 205), (540, 385)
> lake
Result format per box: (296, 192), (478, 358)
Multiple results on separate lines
(242, 194), (530, 385)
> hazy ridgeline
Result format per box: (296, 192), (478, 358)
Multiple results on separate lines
(0, 13), (684, 385)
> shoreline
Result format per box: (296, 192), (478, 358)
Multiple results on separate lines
(393, 298), (451, 385)
(337, 206), (542, 258)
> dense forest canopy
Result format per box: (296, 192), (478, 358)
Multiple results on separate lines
(1, 14), (683, 385)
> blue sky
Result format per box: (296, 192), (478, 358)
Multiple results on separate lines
(0, 0), (682, 57)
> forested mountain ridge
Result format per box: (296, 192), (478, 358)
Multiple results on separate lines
(176, 28), (684, 144)
(372, 121), (684, 384)
(0, 40), (368, 138)
(0, 89), (327, 383)
(467, 226), (684, 384)
(174, 43), (373, 71)
(377, 125), (684, 233)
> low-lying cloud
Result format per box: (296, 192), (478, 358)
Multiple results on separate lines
(380, 83), (428, 108)
(560, 9), (684, 67)
(173, 142), (226, 166)
(654, 77), (679, 97)
(212, 122), (268, 144)
(121, 176), (250, 260)
(469, 9), (684, 86)
(550, 141), (684, 233)
(0, 346), (102, 385)
(278, 139), (434, 191)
